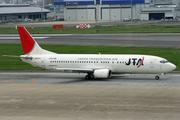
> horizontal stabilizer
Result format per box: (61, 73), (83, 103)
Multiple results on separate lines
(3, 55), (33, 59)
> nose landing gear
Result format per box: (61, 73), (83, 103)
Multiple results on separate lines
(155, 73), (165, 80)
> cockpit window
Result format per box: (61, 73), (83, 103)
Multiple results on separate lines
(160, 59), (169, 63)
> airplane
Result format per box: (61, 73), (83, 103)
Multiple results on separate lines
(5, 26), (176, 80)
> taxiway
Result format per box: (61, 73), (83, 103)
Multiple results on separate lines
(1, 33), (180, 48)
(0, 30), (180, 119)
(0, 72), (180, 120)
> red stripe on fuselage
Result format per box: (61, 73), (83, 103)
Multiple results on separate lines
(138, 57), (144, 68)
(18, 26), (35, 54)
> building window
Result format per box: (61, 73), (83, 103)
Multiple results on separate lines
(96, 0), (100, 4)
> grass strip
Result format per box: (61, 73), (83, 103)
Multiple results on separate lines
(0, 44), (179, 70)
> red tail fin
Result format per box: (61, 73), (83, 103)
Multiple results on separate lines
(18, 26), (35, 54)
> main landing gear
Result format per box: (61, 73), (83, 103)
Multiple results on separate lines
(155, 76), (160, 80)
(85, 74), (94, 80)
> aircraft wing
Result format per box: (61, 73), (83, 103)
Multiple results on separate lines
(50, 68), (94, 73)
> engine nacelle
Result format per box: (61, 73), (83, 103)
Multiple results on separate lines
(94, 69), (111, 78)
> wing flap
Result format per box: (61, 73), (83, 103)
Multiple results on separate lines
(51, 68), (94, 73)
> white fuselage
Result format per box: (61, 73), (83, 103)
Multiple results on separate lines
(16, 26), (176, 80)
(21, 54), (176, 74)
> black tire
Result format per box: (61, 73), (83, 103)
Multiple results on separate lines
(88, 75), (91, 79)
(91, 75), (94, 79)
(155, 76), (159, 80)
(85, 75), (89, 80)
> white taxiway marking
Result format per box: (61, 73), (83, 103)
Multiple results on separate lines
(0, 37), (49, 39)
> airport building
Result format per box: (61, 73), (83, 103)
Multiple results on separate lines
(0, 4), (50, 21)
(54, 0), (180, 21)
(140, 7), (180, 20)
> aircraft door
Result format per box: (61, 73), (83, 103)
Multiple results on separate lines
(160, 64), (162, 70)
(150, 59), (154, 68)
(41, 58), (45, 67)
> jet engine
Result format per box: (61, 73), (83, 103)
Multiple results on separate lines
(94, 69), (111, 78)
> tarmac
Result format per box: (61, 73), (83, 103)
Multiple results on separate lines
(0, 72), (180, 120)
(1, 33), (180, 48)
(1, 20), (180, 120)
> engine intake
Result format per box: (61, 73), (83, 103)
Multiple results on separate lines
(94, 69), (111, 78)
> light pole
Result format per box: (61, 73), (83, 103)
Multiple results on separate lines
(41, 0), (43, 21)
(131, 0), (133, 21)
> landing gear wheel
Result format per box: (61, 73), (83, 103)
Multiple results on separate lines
(85, 75), (89, 80)
(85, 74), (94, 80)
(91, 75), (94, 79)
(155, 76), (160, 80)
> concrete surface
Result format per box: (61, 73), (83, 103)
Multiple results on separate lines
(0, 72), (180, 120)
(1, 20), (180, 120)
(1, 33), (180, 48)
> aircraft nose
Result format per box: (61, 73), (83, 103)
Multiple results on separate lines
(161, 62), (176, 73)
(170, 63), (176, 71)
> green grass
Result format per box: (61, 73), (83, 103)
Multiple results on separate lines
(2, 25), (180, 34)
(1, 44), (180, 70)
